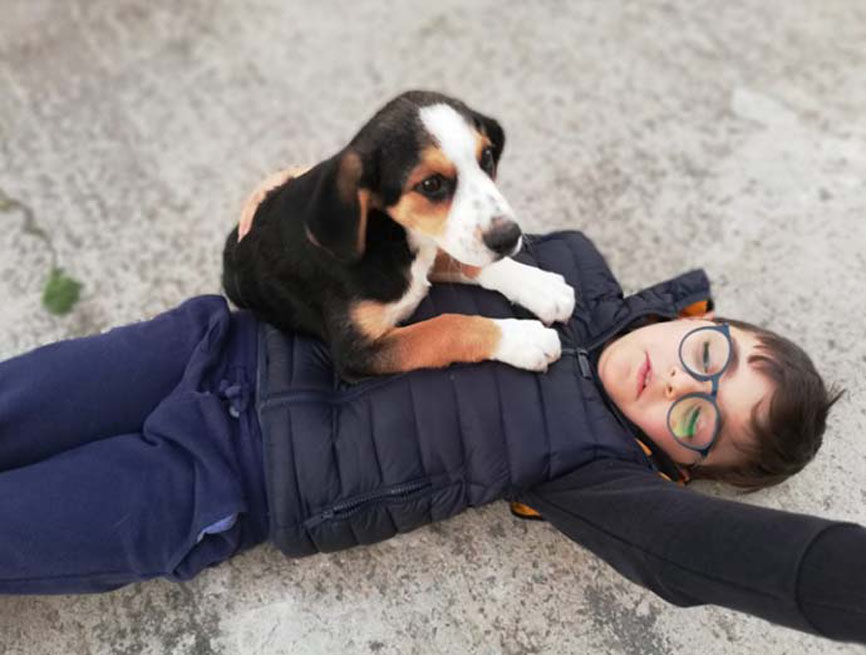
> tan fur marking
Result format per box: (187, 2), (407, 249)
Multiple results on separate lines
(405, 146), (457, 188)
(374, 314), (502, 373)
(351, 299), (392, 341)
(354, 188), (371, 255)
(388, 186), (450, 237)
(429, 250), (481, 283)
(475, 134), (492, 160)
(337, 151), (363, 204)
(386, 145), (458, 237)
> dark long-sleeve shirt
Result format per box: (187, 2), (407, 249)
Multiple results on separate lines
(523, 459), (866, 644)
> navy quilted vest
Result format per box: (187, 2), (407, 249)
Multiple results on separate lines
(255, 231), (711, 556)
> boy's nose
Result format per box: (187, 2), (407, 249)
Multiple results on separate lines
(664, 367), (707, 399)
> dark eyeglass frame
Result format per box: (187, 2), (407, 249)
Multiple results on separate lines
(665, 323), (734, 459)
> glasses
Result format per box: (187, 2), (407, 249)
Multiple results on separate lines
(666, 324), (733, 459)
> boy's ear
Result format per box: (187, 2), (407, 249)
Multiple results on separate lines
(303, 150), (371, 263)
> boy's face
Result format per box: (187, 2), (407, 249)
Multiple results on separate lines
(598, 318), (773, 468)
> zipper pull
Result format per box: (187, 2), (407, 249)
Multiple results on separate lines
(577, 348), (592, 379)
(304, 508), (334, 529)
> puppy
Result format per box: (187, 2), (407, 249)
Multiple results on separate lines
(223, 90), (574, 379)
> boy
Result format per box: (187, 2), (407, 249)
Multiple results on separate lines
(0, 230), (862, 644)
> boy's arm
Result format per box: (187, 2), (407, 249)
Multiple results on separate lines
(522, 459), (866, 644)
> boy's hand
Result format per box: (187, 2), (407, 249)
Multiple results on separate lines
(238, 165), (311, 242)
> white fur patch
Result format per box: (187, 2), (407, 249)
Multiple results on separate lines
(418, 104), (516, 267)
(476, 258), (576, 324)
(379, 231), (437, 325)
(492, 319), (561, 371)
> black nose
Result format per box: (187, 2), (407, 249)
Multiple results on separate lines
(482, 219), (522, 256)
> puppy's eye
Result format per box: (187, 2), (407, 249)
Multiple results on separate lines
(415, 174), (449, 201)
(480, 147), (496, 176)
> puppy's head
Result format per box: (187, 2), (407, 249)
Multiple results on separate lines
(303, 91), (519, 267)
(351, 91), (520, 267)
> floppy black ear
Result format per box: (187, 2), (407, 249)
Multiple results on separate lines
(471, 110), (506, 164)
(302, 150), (370, 263)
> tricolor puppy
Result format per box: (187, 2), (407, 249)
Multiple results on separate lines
(223, 90), (575, 379)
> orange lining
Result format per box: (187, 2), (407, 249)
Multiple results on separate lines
(679, 299), (710, 317)
(509, 502), (542, 519)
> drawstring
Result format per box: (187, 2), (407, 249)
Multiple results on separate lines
(218, 378), (250, 419)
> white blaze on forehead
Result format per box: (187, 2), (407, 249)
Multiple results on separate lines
(419, 104), (477, 164)
(416, 102), (517, 267)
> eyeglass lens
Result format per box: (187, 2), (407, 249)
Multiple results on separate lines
(669, 397), (718, 449)
(668, 328), (732, 449)
(679, 328), (731, 378)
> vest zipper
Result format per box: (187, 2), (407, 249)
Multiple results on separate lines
(563, 308), (680, 381)
(572, 309), (689, 477)
(303, 479), (433, 529)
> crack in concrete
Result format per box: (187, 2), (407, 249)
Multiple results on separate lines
(0, 187), (58, 268)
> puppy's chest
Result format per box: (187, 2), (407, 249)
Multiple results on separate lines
(381, 240), (437, 325)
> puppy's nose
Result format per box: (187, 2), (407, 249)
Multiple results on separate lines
(482, 217), (522, 257)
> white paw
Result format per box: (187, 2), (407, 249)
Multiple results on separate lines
(511, 268), (576, 325)
(493, 319), (562, 372)
(476, 259), (576, 325)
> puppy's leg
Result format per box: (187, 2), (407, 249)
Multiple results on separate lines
(344, 313), (561, 375)
(430, 251), (575, 325)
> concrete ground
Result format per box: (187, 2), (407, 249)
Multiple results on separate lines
(1, 1), (866, 653)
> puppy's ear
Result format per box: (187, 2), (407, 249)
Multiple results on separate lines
(303, 150), (370, 263)
(470, 110), (506, 165)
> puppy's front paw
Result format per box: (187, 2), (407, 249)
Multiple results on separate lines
(512, 268), (576, 325)
(493, 319), (562, 372)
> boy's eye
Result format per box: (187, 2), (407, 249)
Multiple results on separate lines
(670, 397), (718, 448)
(692, 339), (720, 375)
(684, 405), (702, 437)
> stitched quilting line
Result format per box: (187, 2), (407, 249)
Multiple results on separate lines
(534, 367), (552, 483)
(470, 279), (512, 495)
(366, 392), (389, 523)
(330, 404), (343, 513)
(428, 283), (470, 498)
(406, 378), (430, 485)
(528, 240), (555, 482)
(284, 406), (307, 523)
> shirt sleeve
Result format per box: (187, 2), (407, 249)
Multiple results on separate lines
(522, 458), (866, 644)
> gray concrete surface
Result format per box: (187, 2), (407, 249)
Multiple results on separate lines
(1, 1), (866, 653)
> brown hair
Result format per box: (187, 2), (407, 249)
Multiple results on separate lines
(687, 317), (844, 492)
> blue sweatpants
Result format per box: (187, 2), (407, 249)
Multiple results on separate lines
(0, 296), (269, 593)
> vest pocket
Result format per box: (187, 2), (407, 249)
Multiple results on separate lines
(303, 478), (433, 529)
(302, 476), (464, 553)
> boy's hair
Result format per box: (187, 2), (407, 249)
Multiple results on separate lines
(687, 317), (844, 492)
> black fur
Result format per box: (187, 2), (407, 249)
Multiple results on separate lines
(222, 90), (505, 378)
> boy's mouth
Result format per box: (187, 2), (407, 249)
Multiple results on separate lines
(636, 352), (651, 399)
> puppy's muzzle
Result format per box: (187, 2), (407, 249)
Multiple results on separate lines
(482, 217), (522, 258)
